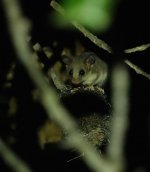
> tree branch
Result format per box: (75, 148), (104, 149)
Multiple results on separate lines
(107, 64), (130, 172)
(124, 60), (150, 80)
(0, 139), (31, 172)
(50, 0), (112, 53)
(124, 43), (150, 53)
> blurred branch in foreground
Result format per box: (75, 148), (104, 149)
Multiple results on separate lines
(0, 139), (31, 172)
(2, 0), (111, 172)
(107, 64), (130, 172)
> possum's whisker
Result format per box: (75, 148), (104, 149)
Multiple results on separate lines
(67, 152), (84, 163)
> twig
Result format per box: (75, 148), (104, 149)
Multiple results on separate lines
(124, 44), (150, 80)
(50, 0), (112, 53)
(2, 0), (112, 172)
(67, 152), (84, 163)
(124, 43), (150, 53)
(0, 139), (31, 172)
(124, 60), (150, 80)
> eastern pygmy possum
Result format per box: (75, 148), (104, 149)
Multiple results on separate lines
(62, 52), (108, 87)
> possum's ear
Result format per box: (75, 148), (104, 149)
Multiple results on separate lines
(84, 54), (95, 69)
(84, 53), (96, 70)
(61, 47), (73, 65)
(62, 55), (73, 65)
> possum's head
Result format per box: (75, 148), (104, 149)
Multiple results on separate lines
(62, 52), (96, 86)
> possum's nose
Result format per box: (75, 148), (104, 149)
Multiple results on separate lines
(72, 78), (81, 85)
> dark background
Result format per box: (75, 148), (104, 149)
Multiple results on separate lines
(0, 0), (150, 172)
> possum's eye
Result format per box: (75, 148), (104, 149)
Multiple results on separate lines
(79, 69), (85, 76)
(69, 69), (73, 76)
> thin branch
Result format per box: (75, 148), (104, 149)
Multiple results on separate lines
(2, 0), (112, 172)
(0, 139), (31, 172)
(124, 60), (150, 80)
(124, 43), (150, 53)
(50, 0), (112, 53)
